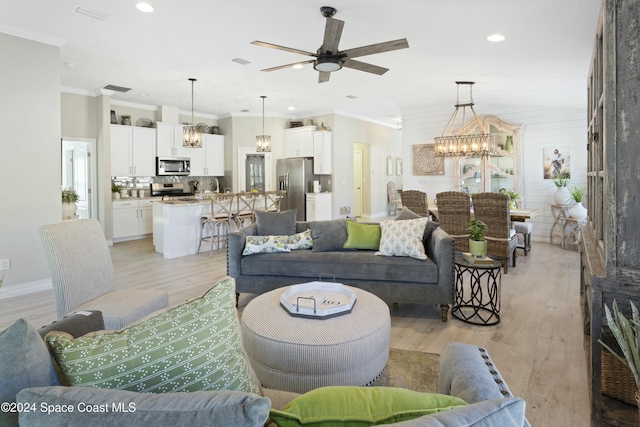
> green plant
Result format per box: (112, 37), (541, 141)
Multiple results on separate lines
(61, 187), (79, 203)
(503, 189), (520, 203)
(467, 219), (488, 241)
(121, 115), (131, 119)
(570, 185), (584, 203)
(598, 300), (640, 392)
(552, 173), (570, 188)
(112, 183), (123, 193)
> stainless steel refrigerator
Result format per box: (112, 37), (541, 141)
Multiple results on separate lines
(277, 158), (316, 221)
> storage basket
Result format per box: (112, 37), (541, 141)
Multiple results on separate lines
(601, 350), (638, 406)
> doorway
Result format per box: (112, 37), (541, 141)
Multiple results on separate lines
(62, 138), (97, 219)
(353, 149), (363, 217)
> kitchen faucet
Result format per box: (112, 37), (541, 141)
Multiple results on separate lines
(211, 178), (220, 193)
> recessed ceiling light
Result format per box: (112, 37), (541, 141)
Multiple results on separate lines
(136, 3), (154, 13)
(288, 106), (296, 111)
(292, 64), (304, 69)
(487, 34), (505, 42)
(141, 94), (150, 97)
(346, 95), (357, 99)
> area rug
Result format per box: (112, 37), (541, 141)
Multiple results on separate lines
(373, 348), (440, 393)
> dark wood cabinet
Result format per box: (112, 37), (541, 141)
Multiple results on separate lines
(582, 1), (640, 425)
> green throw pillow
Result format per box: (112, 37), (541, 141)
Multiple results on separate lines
(45, 277), (262, 395)
(269, 386), (467, 427)
(343, 221), (382, 250)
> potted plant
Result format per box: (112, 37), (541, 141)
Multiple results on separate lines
(61, 187), (79, 219)
(599, 301), (640, 409)
(569, 185), (587, 220)
(112, 183), (122, 199)
(503, 189), (520, 210)
(467, 219), (488, 257)
(121, 115), (132, 126)
(552, 172), (572, 205)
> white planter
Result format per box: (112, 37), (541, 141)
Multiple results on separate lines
(62, 202), (77, 220)
(569, 202), (588, 220)
(553, 187), (573, 205)
(469, 239), (487, 257)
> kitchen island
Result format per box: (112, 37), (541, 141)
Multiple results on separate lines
(152, 200), (210, 259)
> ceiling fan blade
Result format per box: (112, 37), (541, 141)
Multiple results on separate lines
(321, 18), (345, 54)
(261, 60), (315, 72)
(251, 41), (316, 57)
(318, 72), (331, 83)
(342, 59), (389, 75)
(340, 38), (409, 59)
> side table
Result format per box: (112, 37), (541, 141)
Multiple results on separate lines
(549, 204), (571, 246)
(452, 256), (502, 326)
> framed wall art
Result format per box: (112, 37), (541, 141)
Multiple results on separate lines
(543, 146), (571, 179)
(387, 156), (394, 175)
(396, 157), (403, 175)
(412, 144), (444, 175)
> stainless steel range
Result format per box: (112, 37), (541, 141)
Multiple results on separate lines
(150, 182), (196, 200)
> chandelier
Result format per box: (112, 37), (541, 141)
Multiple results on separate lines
(434, 82), (497, 157)
(256, 95), (271, 152)
(183, 78), (202, 148)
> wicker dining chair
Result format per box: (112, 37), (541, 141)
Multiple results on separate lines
(399, 190), (429, 217)
(471, 192), (518, 273)
(435, 191), (471, 253)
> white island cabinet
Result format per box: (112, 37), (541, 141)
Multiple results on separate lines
(152, 201), (211, 259)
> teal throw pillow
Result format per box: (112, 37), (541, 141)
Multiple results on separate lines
(343, 221), (381, 250)
(45, 277), (262, 395)
(269, 386), (467, 427)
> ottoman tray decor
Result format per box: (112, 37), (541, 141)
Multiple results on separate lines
(280, 281), (356, 319)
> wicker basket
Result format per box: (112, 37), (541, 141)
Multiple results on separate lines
(601, 350), (638, 406)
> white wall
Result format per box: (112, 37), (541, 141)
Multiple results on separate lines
(0, 33), (60, 289)
(402, 102), (587, 243)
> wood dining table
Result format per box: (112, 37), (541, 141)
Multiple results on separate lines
(429, 207), (541, 223)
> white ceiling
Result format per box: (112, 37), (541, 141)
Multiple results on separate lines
(0, 0), (601, 126)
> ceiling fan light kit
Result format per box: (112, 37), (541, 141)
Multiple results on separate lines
(434, 82), (497, 158)
(183, 78), (202, 148)
(252, 6), (408, 83)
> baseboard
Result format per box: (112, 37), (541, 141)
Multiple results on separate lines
(0, 279), (52, 300)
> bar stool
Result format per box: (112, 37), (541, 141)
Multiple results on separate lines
(264, 190), (284, 212)
(197, 194), (234, 256)
(233, 192), (257, 229)
(514, 222), (533, 255)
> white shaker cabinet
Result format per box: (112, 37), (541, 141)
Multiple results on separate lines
(110, 125), (156, 177)
(112, 199), (154, 240)
(284, 126), (315, 158)
(156, 122), (189, 158)
(313, 131), (332, 174)
(306, 193), (332, 221)
(191, 134), (225, 176)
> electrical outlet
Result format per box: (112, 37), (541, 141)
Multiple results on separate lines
(0, 258), (10, 271)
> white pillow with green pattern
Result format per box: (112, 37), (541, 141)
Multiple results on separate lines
(45, 277), (262, 395)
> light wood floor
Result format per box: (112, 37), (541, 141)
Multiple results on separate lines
(0, 238), (588, 426)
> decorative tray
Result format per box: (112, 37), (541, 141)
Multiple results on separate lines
(280, 282), (357, 319)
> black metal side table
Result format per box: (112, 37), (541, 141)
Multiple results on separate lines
(452, 256), (502, 326)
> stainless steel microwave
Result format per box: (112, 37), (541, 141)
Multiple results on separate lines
(156, 157), (190, 176)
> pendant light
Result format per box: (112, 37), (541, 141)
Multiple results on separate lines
(183, 78), (202, 148)
(434, 82), (497, 157)
(256, 95), (271, 152)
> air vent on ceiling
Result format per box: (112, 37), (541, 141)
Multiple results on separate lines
(103, 84), (132, 93)
(73, 5), (110, 21)
(346, 95), (358, 99)
(241, 109), (250, 113)
(232, 58), (251, 65)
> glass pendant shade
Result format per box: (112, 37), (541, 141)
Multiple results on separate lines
(256, 95), (271, 152)
(183, 78), (202, 148)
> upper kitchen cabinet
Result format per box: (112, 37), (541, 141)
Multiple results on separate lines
(190, 134), (225, 176)
(110, 125), (156, 177)
(453, 116), (522, 194)
(284, 125), (315, 158)
(313, 131), (332, 174)
(156, 122), (189, 158)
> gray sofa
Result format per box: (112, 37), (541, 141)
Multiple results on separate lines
(227, 218), (456, 321)
(2, 311), (529, 426)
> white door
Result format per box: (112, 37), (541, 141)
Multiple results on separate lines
(353, 149), (363, 217)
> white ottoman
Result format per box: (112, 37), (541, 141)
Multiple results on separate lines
(240, 285), (391, 394)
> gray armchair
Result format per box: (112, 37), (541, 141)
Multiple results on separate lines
(39, 219), (168, 329)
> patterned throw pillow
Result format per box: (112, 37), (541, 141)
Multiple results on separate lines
(376, 217), (428, 260)
(287, 229), (313, 250)
(45, 277), (262, 395)
(243, 235), (291, 255)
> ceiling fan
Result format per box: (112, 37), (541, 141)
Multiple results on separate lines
(251, 6), (409, 83)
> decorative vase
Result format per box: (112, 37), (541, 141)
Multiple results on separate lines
(553, 187), (572, 205)
(113, 192), (120, 200)
(569, 202), (588, 220)
(510, 201), (518, 210)
(62, 202), (77, 220)
(122, 118), (131, 126)
(505, 135), (513, 153)
(469, 239), (487, 257)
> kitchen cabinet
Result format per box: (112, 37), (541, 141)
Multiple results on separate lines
(113, 199), (154, 240)
(110, 125), (156, 177)
(156, 122), (189, 158)
(190, 134), (225, 176)
(313, 131), (332, 174)
(306, 193), (331, 221)
(284, 125), (315, 158)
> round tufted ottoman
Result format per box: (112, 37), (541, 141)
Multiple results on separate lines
(240, 285), (391, 394)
